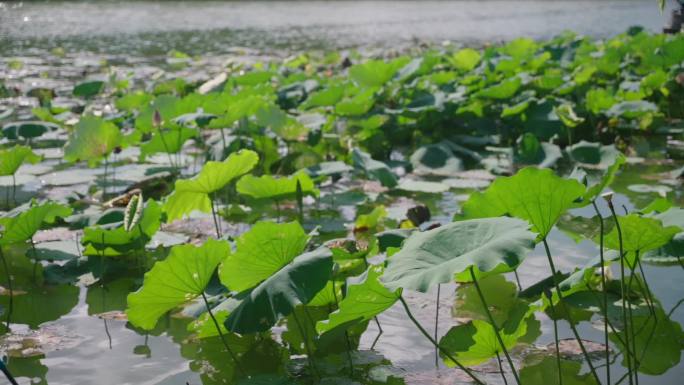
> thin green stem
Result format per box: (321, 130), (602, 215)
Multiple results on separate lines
(542, 238), (602, 385)
(592, 200), (611, 385)
(470, 266), (521, 385)
(607, 203), (634, 385)
(434, 283), (440, 368)
(495, 350), (509, 385)
(332, 280), (354, 376)
(292, 309), (319, 379)
(209, 194), (221, 239)
(398, 296), (484, 385)
(200, 292), (245, 376)
(102, 156), (108, 202)
(546, 290), (563, 385)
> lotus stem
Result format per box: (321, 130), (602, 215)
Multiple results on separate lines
(30, 238), (39, 282)
(398, 296), (484, 385)
(434, 283), (440, 368)
(200, 292), (245, 376)
(291, 308), (320, 379)
(0, 246), (13, 329)
(591, 200), (611, 385)
(0, 359), (19, 385)
(607, 201), (634, 385)
(469, 267), (521, 385)
(545, 288), (563, 385)
(296, 180), (304, 224)
(495, 350), (509, 385)
(331, 280), (354, 376)
(541, 238), (602, 385)
(102, 156), (108, 202)
(513, 270), (522, 291)
(370, 316), (383, 350)
(209, 194), (221, 239)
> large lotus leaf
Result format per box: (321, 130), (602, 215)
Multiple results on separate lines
(219, 221), (309, 293)
(603, 214), (679, 254)
(439, 302), (534, 366)
(63, 116), (123, 167)
(140, 127), (198, 160)
(0, 201), (72, 245)
(566, 141), (621, 169)
(519, 357), (599, 385)
(317, 265), (401, 335)
(449, 48), (482, 71)
(477, 77), (521, 100)
(224, 247), (333, 334)
(2, 121), (59, 140)
(610, 306), (683, 375)
(164, 150), (258, 221)
(236, 170), (318, 201)
(579, 153), (626, 204)
(126, 239), (230, 330)
(81, 200), (162, 256)
(0, 145), (42, 176)
(351, 148), (398, 187)
(381, 217), (535, 292)
(73, 80), (105, 98)
(460, 167), (586, 237)
(410, 142), (463, 176)
(349, 59), (406, 88)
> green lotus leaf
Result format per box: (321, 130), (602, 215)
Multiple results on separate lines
(477, 77), (521, 100)
(2, 121), (59, 140)
(305, 161), (353, 177)
(514, 133), (561, 168)
(349, 59), (405, 88)
(63, 116), (123, 167)
(585, 87), (616, 114)
(164, 149), (258, 221)
(381, 217), (535, 292)
(449, 48), (482, 71)
(317, 265), (401, 335)
(139, 127), (198, 160)
(460, 167), (586, 237)
(82, 200), (162, 256)
(410, 142), (464, 176)
(302, 85), (345, 109)
(439, 302), (534, 366)
(607, 100), (658, 119)
(603, 214), (679, 254)
(219, 221), (309, 293)
(335, 87), (377, 116)
(0, 145), (42, 176)
(236, 170), (318, 201)
(519, 356), (599, 385)
(73, 80), (105, 98)
(351, 148), (397, 187)
(223, 247), (333, 334)
(115, 91), (153, 112)
(126, 239), (230, 330)
(555, 104), (584, 128)
(0, 201), (73, 245)
(566, 140), (621, 169)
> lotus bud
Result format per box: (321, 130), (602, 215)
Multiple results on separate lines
(153, 109), (162, 128)
(124, 192), (144, 232)
(601, 191), (614, 208)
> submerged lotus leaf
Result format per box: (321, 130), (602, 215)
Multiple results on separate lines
(519, 356), (599, 385)
(0, 201), (73, 245)
(63, 116), (123, 167)
(351, 148), (398, 187)
(224, 247), (333, 334)
(317, 265), (401, 335)
(439, 302), (534, 366)
(461, 167), (586, 237)
(236, 170), (318, 201)
(219, 221), (309, 293)
(603, 214), (679, 254)
(0, 145), (42, 176)
(381, 217), (535, 292)
(2, 121), (59, 140)
(126, 239), (230, 330)
(164, 149), (258, 221)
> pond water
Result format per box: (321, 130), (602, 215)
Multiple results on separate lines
(1, 1), (683, 385)
(0, 0), (675, 55)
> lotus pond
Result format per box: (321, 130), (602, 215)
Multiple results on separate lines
(1, 21), (684, 385)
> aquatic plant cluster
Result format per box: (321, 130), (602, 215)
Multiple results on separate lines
(1, 29), (683, 384)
